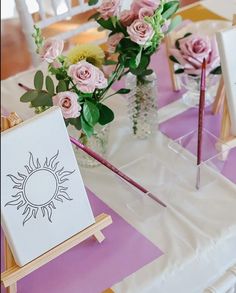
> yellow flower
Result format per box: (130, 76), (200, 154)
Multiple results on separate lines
(67, 44), (105, 68)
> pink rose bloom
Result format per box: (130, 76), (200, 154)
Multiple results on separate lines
(39, 39), (64, 63)
(52, 91), (81, 119)
(68, 60), (107, 93)
(127, 19), (154, 45)
(120, 10), (136, 27)
(162, 19), (171, 33)
(170, 34), (220, 75)
(107, 33), (124, 53)
(131, 0), (160, 15)
(95, 67), (108, 89)
(97, 0), (120, 20)
(138, 7), (154, 19)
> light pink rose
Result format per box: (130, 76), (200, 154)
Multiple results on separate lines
(68, 60), (107, 93)
(107, 33), (124, 53)
(131, 0), (160, 15)
(52, 91), (81, 119)
(127, 19), (154, 45)
(161, 19), (171, 33)
(39, 39), (64, 63)
(97, 0), (120, 20)
(138, 7), (154, 19)
(95, 67), (108, 89)
(170, 34), (220, 75)
(120, 10), (136, 27)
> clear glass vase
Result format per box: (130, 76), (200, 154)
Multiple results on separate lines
(68, 124), (110, 167)
(125, 72), (158, 139)
(179, 73), (219, 107)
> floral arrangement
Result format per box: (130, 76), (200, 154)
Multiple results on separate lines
(169, 33), (221, 76)
(20, 26), (130, 139)
(89, 0), (181, 82)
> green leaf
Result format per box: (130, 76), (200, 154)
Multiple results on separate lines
(88, 0), (99, 5)
(46, 76), (55, 94)
(56, 73), (66, 80)
(20, 90), (38, 102)
(184, 32), (192, 38)
(97, 18), (114, 30)
(175, 33), (192, 49)
(130, 55), (150, 76)
(143, 69), (153, 75)
(162, 1), (179, 19)
(104, 59), (117, 65)
(81, 116), (94, 137)
(34, 70), (44, 90)
(210, 66), (222, 75)
(56, 80), (67, 93)
(98, 104), (114, 125)
(175, 68), (184, 74)
(169, 55), (180, 64)
(83, 101), (100, 126)
(135, 47), (143, 67)
(116, 88), (131, 95)
(68, 117), (81, 130)
(31, 91), (53, 107)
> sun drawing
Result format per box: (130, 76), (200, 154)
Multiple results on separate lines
(5, 151), (75, 226)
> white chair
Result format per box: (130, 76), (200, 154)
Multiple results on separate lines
(15, 0), (104, 66)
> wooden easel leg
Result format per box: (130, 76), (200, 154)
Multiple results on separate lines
(212, 77), (225, 114)
(165, 36), (181, 92)
(4, 237), (17, 293)
(93, 231), (105, 243)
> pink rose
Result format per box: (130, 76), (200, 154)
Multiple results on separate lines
(138, 7), (154, 19)
(107, 33), (124, 53)
(52, 91), (81, 119)
(170, 34), (220, 75)
(39, 39), (64, 63)
(97, 0), (120, 20)
(127, 19), (154, 45)
(68, 60), (107, 93)
(131, 0), (160, 15)
(120, 10), (136, 27)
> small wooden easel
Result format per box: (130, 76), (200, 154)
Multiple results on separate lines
(1, 213), (112, 293)
(211, 15), (236, 159)
(0, 114), (112, 292)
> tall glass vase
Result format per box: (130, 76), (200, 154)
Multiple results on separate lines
(68, 124), (110, 167)
(125, 72), (158, 139)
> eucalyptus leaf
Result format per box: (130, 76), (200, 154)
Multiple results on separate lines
(34, 70), (44, 90)
(98, 104), (114, 125)
(46, 76), (55, 94)
(83, 101), (100, 126)
(31, 91), (53, 107)
(81, 116), (94, 137)
(169, 55), (180, 64)
(20, 90), (38, 102)
(116, 88), (131, 94)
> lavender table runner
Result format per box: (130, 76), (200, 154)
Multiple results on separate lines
(1, 189), (163, 293)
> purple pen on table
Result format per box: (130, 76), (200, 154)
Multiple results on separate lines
(196, 58), (206, 190)
(70, 136), (167, 208)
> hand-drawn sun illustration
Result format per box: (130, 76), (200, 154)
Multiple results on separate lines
(5, 151), (75, 226)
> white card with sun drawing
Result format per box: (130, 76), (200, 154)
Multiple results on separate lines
(1, 107), (95, 266)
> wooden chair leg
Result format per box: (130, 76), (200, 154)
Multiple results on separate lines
(212, 77), (225, 114)
(93, 231), (105, 243)
(4, 237), (17, 293)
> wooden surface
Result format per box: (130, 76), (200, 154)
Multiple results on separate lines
(1, 0), (197, 80)
(1, 213), (112, 288)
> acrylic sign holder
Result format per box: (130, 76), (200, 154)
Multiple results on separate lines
(0, 117), (112, 293)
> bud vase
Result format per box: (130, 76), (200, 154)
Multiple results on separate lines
(68, 124), (110, 167)
(125, 72), (158, 139)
